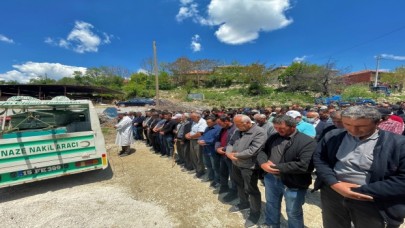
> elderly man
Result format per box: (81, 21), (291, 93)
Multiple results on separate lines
(306, 111), (331, 141)
(254, 113), (277, 138)
(226, 114), (266, 227)
(313, 106), (405, 228)
(258, 115), (316, 227)
(114, 113), (134, 157)
(185, 111), (207, 178)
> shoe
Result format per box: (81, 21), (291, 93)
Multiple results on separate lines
(117, 150), (124, 155)
(213, 187), (229, 194)
(209, 182), (220, 189)
(187, 170), (196, 174)
(201, 178), (213, 183)
(119, 152), (129, 157)
(229, 204), (249, 213)
(195, 172), (205, 178)
(222, 191), (238, 202)
(181, 168), (189, 172)
(244, 212), (260, 227)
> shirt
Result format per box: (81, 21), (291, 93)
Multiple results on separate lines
(269, 130), (298, 164)
(297, 120), (316, 138)
(334, 130), (379, 185)
(190, 118), (207, 138)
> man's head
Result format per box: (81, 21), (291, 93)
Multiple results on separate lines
(182, 113), (190, 122)
(330, 111), (344, 128)
(206, 116), (217, 128)
(306, 111), (319, 124)
(217, 115), (232, 128)
(272, 115), (297, 137)
(286, 110), (302, 122)
(190, 111), (202, 123)
(233, 114), (253, 132)
(341, 106), (381, 139)
(172, 113), (182, 122)
(163, 112), (172, 120)
(253, 114), (267, 125)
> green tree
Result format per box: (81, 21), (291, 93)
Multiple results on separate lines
(28, 75), (56, 84)
(123, 72), (152, 98)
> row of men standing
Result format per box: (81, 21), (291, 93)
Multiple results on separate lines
(120, 107), (405, 228)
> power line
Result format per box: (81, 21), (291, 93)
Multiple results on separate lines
(317, 24), (405, 60)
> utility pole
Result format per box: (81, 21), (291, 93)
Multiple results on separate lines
(153, 41), (160, 107)
(374, 55), (381, 87)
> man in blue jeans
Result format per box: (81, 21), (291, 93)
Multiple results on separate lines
(257, 115), (316, 228)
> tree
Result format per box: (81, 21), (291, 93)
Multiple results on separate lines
(28, 75), (56, 85)
(166, 57), (195, 86)
(123, 72), (153, 98)
(278, 62), (340, 95)
(380, 67), (405, 92)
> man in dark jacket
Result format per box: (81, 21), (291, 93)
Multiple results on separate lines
(313, 105), (405, 228)
(257, 115), (316, 228)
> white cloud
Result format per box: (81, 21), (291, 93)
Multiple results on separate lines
(176, 4), (199, 22)
(381, 54), (405, 61)
(191, 34), (202, 52)
(0, 62), (86, 83)
(45, 21), (112, 53)
(176, 0), (293, 45)
(293, 55), (307, 63)
(0, 34), (14, 44)
(137, 68), (150, 75)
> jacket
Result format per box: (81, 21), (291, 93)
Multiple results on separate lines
(313, 129), (405, 225)
(227, 124), (266, 169)
(199, 124), (221, 155)
(257, 131), (317, 189)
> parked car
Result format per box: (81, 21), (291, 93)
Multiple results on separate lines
(315, 95), (342, 106)
(116, 98), (156, 107)
(370, 86), (391, 96)
(338, 97), (376, 106)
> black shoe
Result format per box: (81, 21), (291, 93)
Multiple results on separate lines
(195, 172), (205, 178)
(229, 203), (249, 213)
(187, 170), (196, 174)
(222, 191), (238, 202)
(244, 212), (260, 227)
(201, 178), (213, 183)
(213, 187), (230, 194)
(209, 182), (220, 189)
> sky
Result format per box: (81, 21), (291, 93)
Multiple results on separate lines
(1, 0), (405, 83)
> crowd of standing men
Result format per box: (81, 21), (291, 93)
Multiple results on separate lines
(114, 103), (405, 228)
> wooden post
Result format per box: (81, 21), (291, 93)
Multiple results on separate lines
(153, 41), (160, 107)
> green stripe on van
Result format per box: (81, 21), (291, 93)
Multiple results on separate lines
(0, 147), (96, 163)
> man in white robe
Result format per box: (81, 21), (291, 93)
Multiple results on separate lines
(115, 113), (134, 156)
